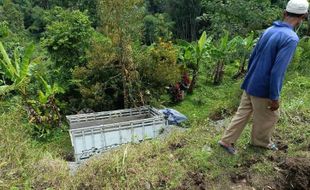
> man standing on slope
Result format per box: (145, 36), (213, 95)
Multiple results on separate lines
(219, 0), (309, 154)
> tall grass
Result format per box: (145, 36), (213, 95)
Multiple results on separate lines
(0, 100), (35, 188)
(0, 99), (70, 189)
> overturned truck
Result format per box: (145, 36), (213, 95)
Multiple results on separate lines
(66, 106), (167, 162)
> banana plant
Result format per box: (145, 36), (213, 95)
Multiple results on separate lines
(26, 76), (64, 129)
(0, 41), (35, 96)
(178, 31), (212, 93)
(232, 32), (256, 79)
(37, 76), (64, 104)
(210, 31), (241, 85)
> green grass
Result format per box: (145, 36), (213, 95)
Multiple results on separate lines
(0, 65), (309, 189)
(0, 99), (36, 189)
(174, 70), (242, 122)
(68, 66), (310, 189)
(0, 98), (70, 189)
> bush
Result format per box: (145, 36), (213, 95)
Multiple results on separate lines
(291, 37), (310, 76)
(138, 40), (182, 102)
(0, 41), (63, 138)
(72, 33), (124, 111)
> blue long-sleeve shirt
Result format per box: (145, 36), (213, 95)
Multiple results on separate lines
(241, 21), (299, 100)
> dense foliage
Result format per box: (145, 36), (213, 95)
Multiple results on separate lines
(1, 0), (310, 189)
(42, 7), (93, 85)
(200, 0), (281, 37)
(0, 0), (308, 136)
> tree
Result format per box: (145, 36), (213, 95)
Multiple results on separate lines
(28, 0), (81, 9)
(145, 0), (166, 13)
(270, 0), (287, 7)
(199, 0), (281, 37)
(0, 0), (24, 33)
(143, 13), (174, 45)
(26, 6), (46, 37)
(0, 21), (9, 38)
(72, 33), (124, 111)
(42, 7), (93, 87)
(166, 0), (202, 41)
(96, 0), (145, 108)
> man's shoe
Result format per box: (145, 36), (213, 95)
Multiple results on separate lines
(218, 141), (237, 155)
(267, 143), (278, 151)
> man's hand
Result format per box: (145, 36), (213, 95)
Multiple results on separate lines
(268, 100), (280, 111)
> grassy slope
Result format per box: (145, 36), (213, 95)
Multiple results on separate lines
(69, 68), (309, 189)
(0, 99), (70, 189)
(0, 65), (309, 189)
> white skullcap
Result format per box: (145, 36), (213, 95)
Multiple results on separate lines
(286, 0), (309, 14)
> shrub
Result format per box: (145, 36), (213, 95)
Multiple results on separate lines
(72, 34), (124, 111)
(0, 41), (63, 138)
(138, 40), (182, 102)
(291, 37), (310, 76)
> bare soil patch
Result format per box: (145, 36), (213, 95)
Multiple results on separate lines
(169, 139), (187, 151)
(275, 157), (310, 190)
(174, 171), (206, 190)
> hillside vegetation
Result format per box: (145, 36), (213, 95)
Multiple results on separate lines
(1, 64), (309, 189)
(0, 0), (309, 189)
